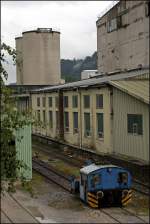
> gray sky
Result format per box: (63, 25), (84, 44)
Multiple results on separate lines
(2, 1), (113, 83)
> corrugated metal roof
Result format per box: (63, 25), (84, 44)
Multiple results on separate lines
(109, 80), (149, 104)
(31, 68), (149, 93)
(80, 164), (118, 175)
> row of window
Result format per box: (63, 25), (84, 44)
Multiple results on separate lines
(37, 94), (103, 109)
(36, 110), (104, 138)
(37, 110), (143, 136)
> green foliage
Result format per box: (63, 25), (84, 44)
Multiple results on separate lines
(0, 43), (34, 192)
(61, 51), (97, 82)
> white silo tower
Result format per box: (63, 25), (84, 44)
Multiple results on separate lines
(15, 28), (61, 85)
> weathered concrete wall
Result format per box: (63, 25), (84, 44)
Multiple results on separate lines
(16, 29), (61, 85)
(96, 1), (149, 74)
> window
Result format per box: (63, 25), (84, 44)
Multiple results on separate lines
(127, 114), (143, 135)
(55, 96), (58, 108)
(118, 172), (128, 185)
(42, 97), (46, 107)
(49, 111), (53, 128)
(84, 113), (91, 136)
(64, 96), (68, 108)
(96, 94), (103, 109)
(43, 110), (46, 123)
(56, 111), (59, 129)
(107, 18), (117, 32)
(37, 97), (40, 107)
(37, 110), (40, 121)
(64, 112), (69, 132)
(145, 1), (150, 17)
(48, 97), (52, 107)
(97, 113), (104, 138)
(73, 112), (78, 133)
(91, 174), (101, 188)
(72, 95), (78, 108)
(84, 95), (90, 108)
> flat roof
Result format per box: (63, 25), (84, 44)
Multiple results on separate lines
(31, 67), (149, 94)
(22, 28), (60, 34)
(80, 164), (119, 175)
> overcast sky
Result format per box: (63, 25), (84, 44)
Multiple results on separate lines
(2, 1), (113, 83)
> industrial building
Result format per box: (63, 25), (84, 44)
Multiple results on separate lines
(13, 1), (149, 164)
(15, 28), (62, 85)
(81, 70), (99, 80)
(96, 1), (149, 74)
(31, 68), (149, 162)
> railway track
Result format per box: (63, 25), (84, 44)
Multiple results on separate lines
(33, 142), (150, 197)
(132, 179), (149, 196)
(32, 158), (147, 223)
(32, 158), (71, 192)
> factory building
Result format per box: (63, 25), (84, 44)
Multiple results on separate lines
(96, 1), (149, 74)
(15, 28), (61, 85)
(13, 1), (149, 164)
(31, 68), (149, 162)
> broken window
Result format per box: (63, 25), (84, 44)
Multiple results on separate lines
(107, 18), (117, 32)
(84, 113), (91, 137)
(73, 112), (78, 133)
(127, 114), (143, 135)
(84, 95), (90, 108)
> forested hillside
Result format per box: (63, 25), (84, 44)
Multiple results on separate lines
(61, 52), (97, 82)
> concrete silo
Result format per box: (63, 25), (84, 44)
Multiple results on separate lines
(15, 28), (61, 85)
(15, 37), (23, 85)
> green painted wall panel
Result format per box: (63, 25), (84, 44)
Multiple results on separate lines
(16, 125), (32, 180)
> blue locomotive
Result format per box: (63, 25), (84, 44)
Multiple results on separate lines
(71, 163), (132, 208)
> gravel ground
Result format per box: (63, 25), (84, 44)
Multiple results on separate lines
(13, 171), (149, 223)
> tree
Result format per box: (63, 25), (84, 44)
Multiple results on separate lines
(0, 43), (34, 192)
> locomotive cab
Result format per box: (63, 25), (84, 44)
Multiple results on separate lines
(79, 164), (132, 208)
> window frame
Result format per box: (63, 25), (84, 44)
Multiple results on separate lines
(37, 97), (40, 107)
(42, 97), (46, 107)
(96, 94), (103, 109)
(63, 96), (69, 108)
(84, 95), (90, 109)
(64, 111), (69, 132)
(84, 112), (91, 137)
(127, 114), (143, 135)
(72, 95), (78, 108)
(97, 113), (104, 139)
(49, 110), (53, 129)
(48, 97), (53, 107)
(73, 112), (78, 133)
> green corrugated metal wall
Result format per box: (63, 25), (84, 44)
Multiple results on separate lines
(16, 125), (32, 180)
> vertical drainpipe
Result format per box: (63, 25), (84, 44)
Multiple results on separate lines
(78, 88), (82, 149)
(58, 89), (64, 140)
(110, 86), (114, 154)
